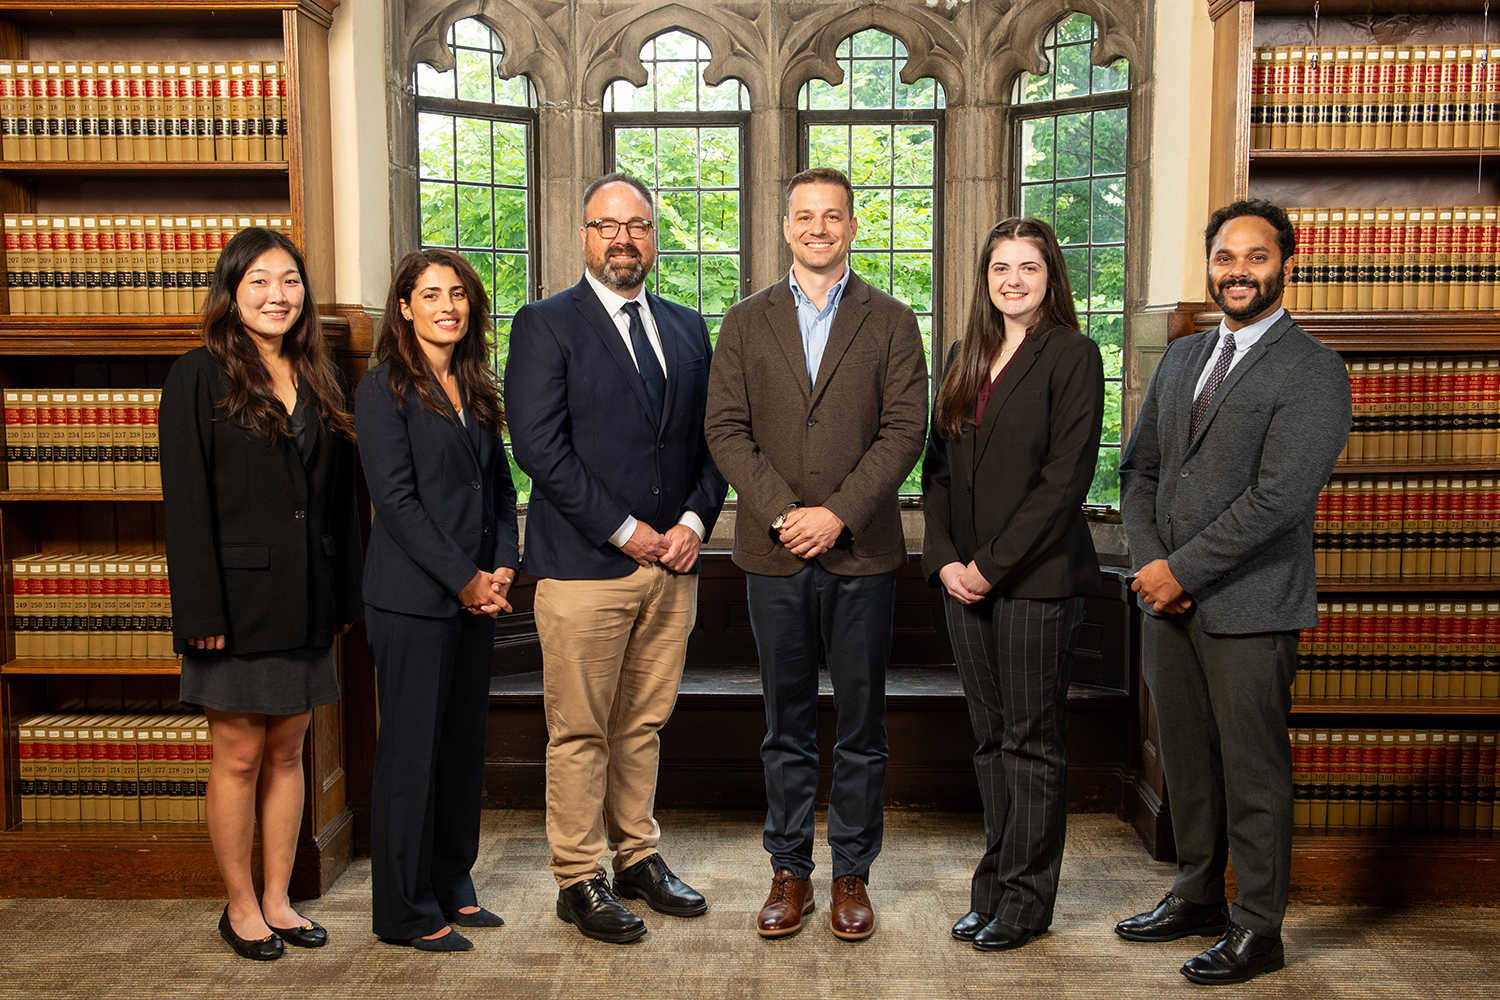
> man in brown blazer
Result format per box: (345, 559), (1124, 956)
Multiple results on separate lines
(705, 167), (928, 942)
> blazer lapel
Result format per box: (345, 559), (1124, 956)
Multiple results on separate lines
(972, 327), (1050, 468)
(1188, 313), (1295, 450)
(809, 273), (870, 407)
(571, 278), (657, 424)
(763, 278), (812, 405)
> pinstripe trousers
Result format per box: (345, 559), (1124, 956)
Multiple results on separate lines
(944, 591), (1085, 930)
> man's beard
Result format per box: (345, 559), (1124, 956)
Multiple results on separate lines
(590, 244), (650, 290)
(1211, 270), (1284, 322)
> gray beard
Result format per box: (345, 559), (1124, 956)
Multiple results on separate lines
(591, 256), (649, 291)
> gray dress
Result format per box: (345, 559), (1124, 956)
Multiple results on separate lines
(179, 395), (341, 715)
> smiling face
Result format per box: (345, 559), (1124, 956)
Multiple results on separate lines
(234, 247), (305, 347)
(400, 264), (470, 365)
(986, 238), (1049, 332)
(582, 181), (656, 296)
(783, 181), (857, 279)
(1207, 214), (1293, 329)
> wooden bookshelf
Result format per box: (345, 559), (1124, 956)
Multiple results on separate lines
(1294, 697), (1500, 714)
(0, 0), (348, 901)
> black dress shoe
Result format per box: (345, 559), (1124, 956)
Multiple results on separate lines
(557, 874), (648, 943)
(266, 918), (327, 948)
(380, 928), (474, 952)
(1114, 892), (1230, 942)
(972, 917), (1043, 952)
(1180, 922), (1285, 985)
(951, 910), (994, 942)
(613, 854), (708, 917)
(446, 906), (505, 928)
(219, 906), (284, 961)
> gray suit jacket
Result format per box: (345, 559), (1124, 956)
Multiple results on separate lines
(704, 271), (928, 577)
(1119, 311), (1351, 633)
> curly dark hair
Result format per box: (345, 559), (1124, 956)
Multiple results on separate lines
(1204, 199), (1296, 262)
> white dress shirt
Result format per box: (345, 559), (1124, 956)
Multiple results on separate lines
(581, 270), (705, 548)
(1193, 306), (1285, 399)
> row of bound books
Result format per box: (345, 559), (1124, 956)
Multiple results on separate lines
(1291, 728), (1498, 831)
(1314, 477), (1499, 582)
(16, 714), (206, 825)
(1251, 44), (1500, 150)
(4, 388), (159, 491)
(1297, 600), (1500, 701)
(3, 212), (294, 316)
(10, 553), (173, 661)
(0, 60), (285, 163)
(1285, 206), (1500, 312)
(1343, 355), (1500, 464)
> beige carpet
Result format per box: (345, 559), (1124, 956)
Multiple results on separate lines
(0, 810), (1496, 998)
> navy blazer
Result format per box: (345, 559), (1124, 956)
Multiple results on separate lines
(356, 363), (520, 618)
(160, 346), (364, 655)
(505, 277), (727, 580)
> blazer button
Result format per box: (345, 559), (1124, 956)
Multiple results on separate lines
(651, 486), (660, 495)
(807, 418), (817, 427)
(1180, 469), (1190, 478)
(471, 480), (481, 490)
(293, 510), (305, 519)
(484, 527), (492, 536)
(658, 442), (666, 450)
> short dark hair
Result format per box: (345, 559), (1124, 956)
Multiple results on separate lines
(582, 172), (654, 217)
(1204, 199), (1296, 261)
(785, 166), (854, 216)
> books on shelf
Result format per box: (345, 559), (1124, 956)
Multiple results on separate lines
(1252, 44), (1500, 151)
(16, 714), (208, 826)
(1285, 205), (1500, 312)
(1297, 600), (1500, 700)
(1341, 354), (1500, 464)
(0, 60), (287, 163)
(9, 552), (174, 660)
(1315, 476), (1499, 582)
(1291, 727), (1496, 831)
(3, 213), (294, 316)
(4, 388), (160, 491)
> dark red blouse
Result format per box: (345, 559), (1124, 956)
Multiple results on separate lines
(974, 328), (1031, 430)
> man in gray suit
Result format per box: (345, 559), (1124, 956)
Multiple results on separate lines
(1115, 200), (1350, 985)
(705, 167), (927, 941)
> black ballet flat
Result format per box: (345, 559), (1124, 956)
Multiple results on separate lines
(446, 906), (505, 928)
(267, 918), (328, 948)
(219, 906), (284, 961)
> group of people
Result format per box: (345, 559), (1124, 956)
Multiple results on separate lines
(159, 165), (1350, 988)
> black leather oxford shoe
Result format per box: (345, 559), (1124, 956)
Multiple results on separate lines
(613, 854), (707, 917)
(1114, 892), (1230, 942)
(972, 917), (1043, 952)
(951, 910), (994, 942)
(557, 874), (648, 943)
(1180, 922), (1285, 985)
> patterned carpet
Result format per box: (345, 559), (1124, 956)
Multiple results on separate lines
(0, 810), (1495, 998)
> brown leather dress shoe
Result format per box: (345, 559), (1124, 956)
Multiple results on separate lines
(830, 874), (875, 941)
(757, 869), (814, 938)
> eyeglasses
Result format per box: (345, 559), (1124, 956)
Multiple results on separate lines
(585, 218), (654, 239)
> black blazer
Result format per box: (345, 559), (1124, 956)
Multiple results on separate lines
(921, 324), (1104, 599)
(505, 277), (726, 580)
(355, 362), (520, 618)
(160, 346), (364, 655)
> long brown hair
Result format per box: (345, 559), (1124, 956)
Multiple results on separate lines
(933, 217), (1080, 441)
(376, 249), (504, 435)
(200, 227), (354, 441)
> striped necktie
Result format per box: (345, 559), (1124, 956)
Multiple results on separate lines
(1190, 331), (1236, 439)
(623, 300), (665, 423)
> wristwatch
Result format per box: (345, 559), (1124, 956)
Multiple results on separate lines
(770, 502), (799, 530)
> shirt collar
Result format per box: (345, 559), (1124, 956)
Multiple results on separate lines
(584, 268), (648, 318)
(788, 263), (851, 311)
(1216, 306), (1284, 352)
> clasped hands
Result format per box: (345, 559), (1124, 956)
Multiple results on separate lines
(620, 521), (701, 572)
(459, 566), (516, 617)
(777, 505), (844, 559)
(938, 561), (993, 605)
(1131, 558), (1193, 614)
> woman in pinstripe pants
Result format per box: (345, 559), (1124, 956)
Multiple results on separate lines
(921, 218), (1105, 953)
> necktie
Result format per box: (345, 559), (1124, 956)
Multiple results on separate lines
(623, 300), (665, 423)
(1189, 331), (1236, 439)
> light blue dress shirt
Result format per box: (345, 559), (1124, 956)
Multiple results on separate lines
(788, 264), (852, 386)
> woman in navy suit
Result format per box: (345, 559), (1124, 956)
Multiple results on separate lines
(922, 218), (1104, 953)
(161, 227), (363, 960)
(356, 249), (519, 951)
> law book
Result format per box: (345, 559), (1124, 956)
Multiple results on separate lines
(107, 391), (129, 486)
(38, 63), (61, 161)
(1377, 730), (1398, 827)
(1442, 730), (1465, 828)
(14, 62), (35, 160)
(194, 719), (210, 822)
(1325, 731), (1349, 826)
(35, 720), (58, 822)
(1434, 602), (1456, 698)
(1326, 209), (1347, 311)
(1355, 729), (1380, 827)
(1351, 602), (1374, 696)
(162, 63), (183, 162)
(142, 390), (160, 489)
(158, 215), (179, 314)
(1376, 480), (1401, 578)
(33, 215), (55, 315)
(10, 558), (33, 658)
(1460, 480), (1482, 579)
(188, 215), (208, 311)
(1356, 46), (1380, 148)
(80, 216), (102, 314)
(1485, 48), (1500, 149)
(121, 392), (145, 489)
(53, 559), (77, 657)
(54, 721), (81, 822)
(32, 391), (54, 489)
(263, 61), (284, 161)
(51, 216), (74, 314)
(1415, 48), (1439, 148)
(1333, 47), (1357, 149)
(78, 63), (101, 161)
(1311, 729), (1332, 826)
(1268, 47), (1289, 149)
(210, 63), (231, 160)
(1438, 47), (1461, 148)
(0, 62), (18, 160)
(246, 62), (265, 161)
(95, 62), (116, 162)
(1481, 485), (1498, 580)
(59, 63), (82, 160)
(133, 717), (157, 822)
(16, 718), (44, 823)
(1292, 730), (1312, 826)
(60, 391), (82, 488)
(125, 63), (149, 161)
(75, 717), (100, 822)
(1250, 48), (1269, 147)
(161, 724), (182, 822)
(95, 215), (118, 315)
(1465, 602), (1486, 698)
(142, 215), (163, 314)
(85, 556), (106, 658)
(189, 63), (212, 161)
(146, 558), (167, 658)
(24, 63), (47, 160)
(107, 63), (130, 160)
(100, 559), (122, 658)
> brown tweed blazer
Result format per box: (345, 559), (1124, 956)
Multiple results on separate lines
(704, 270), (929, 577)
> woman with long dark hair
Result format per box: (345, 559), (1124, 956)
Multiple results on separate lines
(161, 226), (363, 960)
(922, 217), (1105, 952)
(357, 249), (519, 952)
